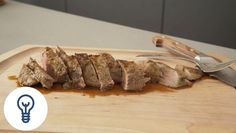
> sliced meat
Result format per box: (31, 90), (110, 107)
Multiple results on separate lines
(118, 60), (150, 91)
(89, 55), (114, 91)
(56, 47), (85, 89)
(27, 58), (55, 88)
(175, 65), (203, 81)
(42, 47), (69, 83)
(75, 53), (100, 88)
(144, 60), (191, 88)
(100, 53), (122, 83)
(18, 64), (39, 86)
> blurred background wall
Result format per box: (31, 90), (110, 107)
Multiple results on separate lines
(16, 0), (236, 49)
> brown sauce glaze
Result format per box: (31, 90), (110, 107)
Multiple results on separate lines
(8, 75), (17, 80)
(11, 75), (216, 98)
(34, 83), (174, 98)
(8, 75), (20, 87)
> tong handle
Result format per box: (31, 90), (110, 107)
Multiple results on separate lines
(153, 35), (202, 59)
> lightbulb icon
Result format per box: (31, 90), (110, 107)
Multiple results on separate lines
(17, 94), (35, 123)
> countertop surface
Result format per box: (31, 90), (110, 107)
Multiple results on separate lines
(0, 0), (235, 58)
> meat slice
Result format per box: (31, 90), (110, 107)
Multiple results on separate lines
(118, 60), (150, 91)
(175, 65), (203, 81)
(75, 53), (100, 88)
(42, 47), (69, 83)
(89, 55), (114, 91)
(100, 53), (122, 83)
(27, 58), (55, 88)
(144, 60), (191, 88)
(56, 47), (85, 89)
(18, 64), (39, 86)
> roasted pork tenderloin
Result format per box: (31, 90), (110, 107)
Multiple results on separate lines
(175, 65), (203, 81)
(56, 47), (85, 89)
(27, 58), (55, 88)
(18, 64), (39, 86)
(118, 60), (150, 91)
(18, 47), (203, 90)
(75, 53), (100, 88)
(89, 55), (114, 91)
(100, 53), (122, 83)
(144, 60), (192, 88)
(42, 47), (70, 83)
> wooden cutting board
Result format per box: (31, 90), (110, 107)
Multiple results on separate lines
(0, 45), (236, 133)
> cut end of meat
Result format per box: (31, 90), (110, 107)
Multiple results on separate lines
(118, 60), (150, 91)
(27, 58), (55, 89)
(42, 47), (70, 83)
(144, 60), (192, 88)
(175, 65), (203, 81)
(159, 67), (192, 88)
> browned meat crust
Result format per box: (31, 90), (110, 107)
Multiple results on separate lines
(27, 58), (55, 88)
(75, 53), (100, 88)
(56, 47), (85, 89)
(144, 60), (191, 88)
(118, 60), (150, 91)
(18, 64), (38, 86)
(89, 55), (114, 91)
(42, 47), (69, 83)
(100, 53), (122, 83)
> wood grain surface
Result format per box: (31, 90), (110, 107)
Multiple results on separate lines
(0, 45), (235, 133)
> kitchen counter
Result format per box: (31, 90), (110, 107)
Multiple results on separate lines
(0, 0), (235, 58)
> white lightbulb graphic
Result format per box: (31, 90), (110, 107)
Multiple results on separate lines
(17, 94), (35, 123)
(5, 87), (48, 131)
